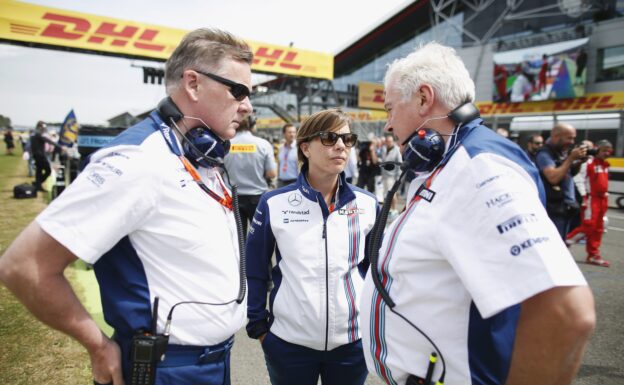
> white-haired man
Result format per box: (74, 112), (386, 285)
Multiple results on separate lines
(0, 28), (253, 385)
(360, 42), (595, 385)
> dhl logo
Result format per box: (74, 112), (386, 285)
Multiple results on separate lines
(372, 89), (385, 103)
(252, 47), (302, 70)
(11, 12), (166, 52)
(479, 94), (624, 116)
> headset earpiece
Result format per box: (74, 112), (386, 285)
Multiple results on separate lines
(401, 129), (445, 172)
(156, 97), (184, 123)
(400, 102), (479, 173)
(156, 97), (229, 168)
(183, 128), (230, 168)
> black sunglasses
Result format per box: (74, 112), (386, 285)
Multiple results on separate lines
(193, 70), (251, 101)
(305, 131), (358, 147)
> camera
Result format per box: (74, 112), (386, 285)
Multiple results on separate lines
(586, 148), (598, 156)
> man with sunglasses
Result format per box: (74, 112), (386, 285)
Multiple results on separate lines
(525, 134), (544, 164)
(0, 28), (253, 385)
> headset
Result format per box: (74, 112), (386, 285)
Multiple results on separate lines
(151, 97), (247, 341)
(370, 102), (480, 385)
(399, 102), (480, 173)
(156, 96), (230, 168)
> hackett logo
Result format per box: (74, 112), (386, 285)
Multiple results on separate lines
(36, 12), (166, 52)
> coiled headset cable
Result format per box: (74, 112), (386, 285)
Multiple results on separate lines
(369, 163), (447, 385)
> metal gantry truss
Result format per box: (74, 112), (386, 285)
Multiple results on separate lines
(429, 0), (596, 46)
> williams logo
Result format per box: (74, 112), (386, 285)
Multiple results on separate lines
(497, 213), (538, 234)
(485, 192), (515, 209)
(288, 192), (303, 206)
(417, 187), (436, 202)
(510, 237), (549, 256)
(282, 209), (309, 215)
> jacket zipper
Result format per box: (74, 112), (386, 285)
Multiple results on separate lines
(323, 219), (329, 351)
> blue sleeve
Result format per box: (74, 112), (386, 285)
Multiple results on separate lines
(535, 149), (555, 171)
(245, 195), (275, 339)
(360, 202), (380, 278)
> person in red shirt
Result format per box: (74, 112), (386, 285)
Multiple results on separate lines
(566, 140), (613, 266)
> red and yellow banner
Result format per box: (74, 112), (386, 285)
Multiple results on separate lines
(0, 0), (333, 79)
(358, 81), (385, 110)
(477, 91), (624, 116)
(256, 109), (388, 128)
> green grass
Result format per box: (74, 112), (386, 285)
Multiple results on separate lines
(0, 151), (93, 384)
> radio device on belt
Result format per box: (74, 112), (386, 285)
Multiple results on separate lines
(130, 297), (168, 385)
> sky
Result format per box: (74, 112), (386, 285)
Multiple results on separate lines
(0, 0), (411, 127)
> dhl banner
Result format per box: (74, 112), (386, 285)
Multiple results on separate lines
(256, 109), (388, 128)
(0, 0), (333, 79)
(477, 91), (624, 116)
(358, 81), (385, 110)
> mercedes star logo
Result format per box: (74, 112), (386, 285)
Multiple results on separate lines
(288, 192), (303, 206)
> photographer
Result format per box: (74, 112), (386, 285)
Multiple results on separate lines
(536, 123), (588, 239)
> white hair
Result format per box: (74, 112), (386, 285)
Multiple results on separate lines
(384, 42), (475, 110)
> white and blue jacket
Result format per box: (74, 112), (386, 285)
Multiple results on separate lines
(246, 168), (379, 351)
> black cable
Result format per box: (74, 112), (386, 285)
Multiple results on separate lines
(367, 164), (446, 383)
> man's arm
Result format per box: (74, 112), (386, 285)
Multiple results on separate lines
(0, 221), (124, 385)
(505, 286), (595, 385)
(541, 146), (586, 185)
(265, 167), (277, 180)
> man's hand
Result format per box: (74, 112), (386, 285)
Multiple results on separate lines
(569, 145), (588, 161)
(91, 335), (124, 385)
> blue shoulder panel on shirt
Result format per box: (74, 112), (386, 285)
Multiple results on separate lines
(104, 112), (160, 149)
(460, 122), (546, 205)
(93, 236), (151, 338)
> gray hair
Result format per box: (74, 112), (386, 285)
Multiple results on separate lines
(384, 42), (475, 110)
(164, 28), (253, 94)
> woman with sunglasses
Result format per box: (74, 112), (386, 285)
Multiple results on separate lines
(245, 108), (379, 385)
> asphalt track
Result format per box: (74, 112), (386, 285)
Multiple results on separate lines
(74, 207), (624, 385)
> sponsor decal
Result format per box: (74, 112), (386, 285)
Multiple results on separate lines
(252, 217), (262, 226)
(476, 174), (501, 189)
(288, 192), (303, 206)
(497, 213), (538, 234)
(417, 187), (436, 202)
(95, 160), (123, 176)
(510, 236), (550, 256)
(230, 144), (257, 153)
(485, 192), (515, 208)
(179, 179), (187, 188)
(86, 171), (105, 187)
(338, 208), (365, 215)
(283, 218), (309, 224)
(281, 209), (309, 215)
